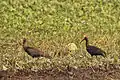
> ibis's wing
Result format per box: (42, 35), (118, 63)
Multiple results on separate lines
(87, 46), (105, 55)
(26, 47), (44, 57)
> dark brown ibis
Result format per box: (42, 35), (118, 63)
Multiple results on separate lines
(23, 38), (51, 58)
(80, 36), (106, 57)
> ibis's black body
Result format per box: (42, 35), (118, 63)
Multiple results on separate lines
(23, 46), (44, 58)
(23, 38), (51, 58)
(81, 37), (106, 57)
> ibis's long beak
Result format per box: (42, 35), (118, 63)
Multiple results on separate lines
(80, 38), (85, 43)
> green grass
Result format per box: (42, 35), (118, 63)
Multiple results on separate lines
(0, 0), (120, 71)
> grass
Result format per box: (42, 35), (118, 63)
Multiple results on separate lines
(0, 0), (120, 71)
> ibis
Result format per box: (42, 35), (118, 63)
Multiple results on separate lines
(23, 38), (51, 58)
(80, 36), (106, 57)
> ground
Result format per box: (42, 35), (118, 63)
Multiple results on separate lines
(1, 64), (120, 80)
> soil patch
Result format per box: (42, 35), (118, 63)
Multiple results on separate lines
(1, 64), (120, 80)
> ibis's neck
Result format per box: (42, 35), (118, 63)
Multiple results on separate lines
(23, 41), (27, 49)
(85, 38), (89, 47)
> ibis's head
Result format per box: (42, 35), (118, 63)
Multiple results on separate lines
(23, 38), (27, 45)
(80, 35), (88, 43)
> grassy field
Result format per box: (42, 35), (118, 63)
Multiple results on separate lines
(0, 0), (120, 72)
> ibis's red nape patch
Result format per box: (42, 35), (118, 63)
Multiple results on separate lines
(83, 35), (88, 38)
